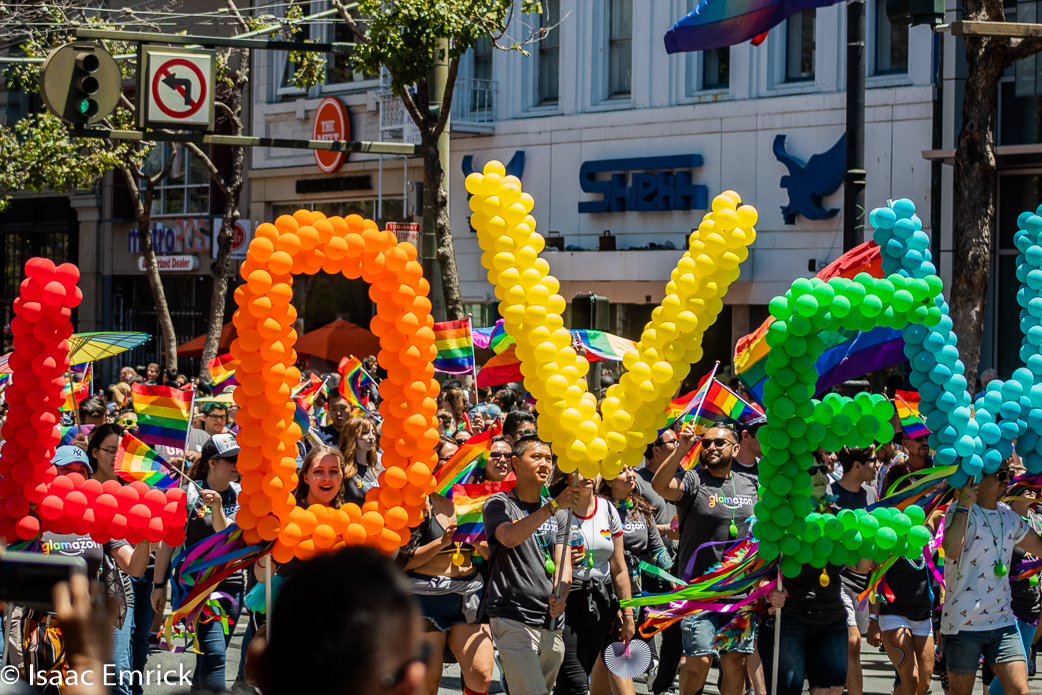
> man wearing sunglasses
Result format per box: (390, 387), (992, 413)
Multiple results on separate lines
(902, 432), (932, 472)
(942, 460), (1042, 695)
(651, 423), (758, 695)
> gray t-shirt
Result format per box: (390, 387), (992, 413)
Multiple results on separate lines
(482, 492), (570, 629)
(635, 466), (678, 553)
(675, 467), (758, 579)
(186, 428), (211, 454)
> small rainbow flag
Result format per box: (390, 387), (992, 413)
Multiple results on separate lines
(59, 364), (92, 412)
(474, 319), (514, 354)
(293, 374), (327, 409)
(432, 319), (476, 375)
(207, 354), (238, 393)
(895, 390), (930, 438)
(132, 383), (193, 450)
(435, 422), (503, 497)
(293, 399), (311, 433)
(672, 379), (764, 434)
(338, 356), (374, 410)
(115, 433), (179, 488)
(451, 479), (516, 543)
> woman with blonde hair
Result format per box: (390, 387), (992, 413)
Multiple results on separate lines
(338, 415), (381, 506)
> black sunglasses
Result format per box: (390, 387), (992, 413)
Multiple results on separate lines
(379, 641), (433, 688)
(702, 438), (735, 450)
(993, 470), (1011, 482)
(810, 464), (829, 475)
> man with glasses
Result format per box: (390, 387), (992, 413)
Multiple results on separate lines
(651, 423), (758, 695)
(942, 459), (1042, 695)
(903, 431), (932, 472)
(186, 402), (228, 458)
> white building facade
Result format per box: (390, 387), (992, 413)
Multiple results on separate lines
(248, 0), (937, 369)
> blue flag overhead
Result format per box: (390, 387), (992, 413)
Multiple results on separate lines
(663, 0), (840, 53)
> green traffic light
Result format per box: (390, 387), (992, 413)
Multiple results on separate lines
(78, 99), (90, 115)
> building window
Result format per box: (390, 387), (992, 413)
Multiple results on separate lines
(328, 9), (375, 85)
(144, 145), (210, 217)
(785, 10), (815, 82)
(703, 47), (730, 89)
(538, 0), (560, 104)
(875, 0), (908, 73)
(608, 0), (632, 97)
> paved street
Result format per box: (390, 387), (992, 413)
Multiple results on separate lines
(143, 615), (1042, 694)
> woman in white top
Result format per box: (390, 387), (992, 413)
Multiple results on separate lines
(548, 469), (635, 695)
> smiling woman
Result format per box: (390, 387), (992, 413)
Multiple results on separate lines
(295, 445), (348, 509)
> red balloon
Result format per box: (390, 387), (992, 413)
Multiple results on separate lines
(4, 495), (29, 519)
(12, 371), (38, 393)
(24, 257), (55, 280)
(107, 514), (128, 538)
(63, 490), (87, 516)
(38, 495), (63, 520)
(50, 476), (74, 498)
(164, 526), (186, 547)
(14, 334), (42, 355)
(80, 479), (102, 504)
(95, 494), (118, 520)
(115, 486), (140, 511)
(53, 515), (77, 535)
(6, 404), (30, 427)
(0, 518), (18, 543)
(90, 529), (112, 545)
(144, 517), (166, 544)
(23, 390), (48, 412)
(30, 411), (57, 430)
(128, 481), (150, 498)
(143, 489), (168, 512)
(10, 460), (34, 484)
(4, 386), (24, 404)
(64, 472), (85, 487)
(40, 281), (66, 306)
(24, 481), (48, 504)
(0, 476), (20, 498)
(127, 504), (151, 529)
(32, 319), (57, 343)
(55, 263), (79, 288)
(15, 515), (40, 540)
(124, 526), (145, 545)
(166, 488), (187, 505)
(80, 508), (99, 534)
(10, 315), (30, 337)
(101, 480), (123, 496)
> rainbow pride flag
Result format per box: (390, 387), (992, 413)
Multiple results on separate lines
(734, 241), (904, 403)
(338, 356), (374, 410)
(432, 319), (476, 375)
(59, 365), (92, 412)
(895, 390), (930, 438)
(293, 400), (311, 433)
(293, 374), (327, 408)
(664, 0), (841, 53)
(132, 383), (193, 450)
(452, 479), (516, 543)
(115, 433), (179, 488)
(672, 379), (764, 434)
(473, 319), (513, 354)
(435, 423), (502, 497)
(207, 354), (238, 393)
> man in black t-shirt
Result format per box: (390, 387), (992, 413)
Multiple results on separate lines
(833, 446), (879, 695)
(652, 424), (758, 695)
(482, 435), (579, 695)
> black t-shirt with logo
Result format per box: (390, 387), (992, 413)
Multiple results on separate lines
(674, 467), (758, 579)
(39, 532), (129, 580)
(482, 492), (569, 629)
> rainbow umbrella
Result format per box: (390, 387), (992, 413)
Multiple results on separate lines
(0, 331), (151, 374)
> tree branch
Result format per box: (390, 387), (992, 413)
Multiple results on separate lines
(183, 142), (230, 195)
(399, 85), (425, 131)
(331, 0), (369, 43)
(432, 56), (460, 138)
(215, 100), (243, 132)
(225, 0), (250, 33)
(149, 145), (176, 187)
(1005, 36), (1042, 64)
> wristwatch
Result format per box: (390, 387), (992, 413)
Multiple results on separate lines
(153, 582), (165, 590)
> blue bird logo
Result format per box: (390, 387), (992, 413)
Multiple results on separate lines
(773, 134), (845, 225)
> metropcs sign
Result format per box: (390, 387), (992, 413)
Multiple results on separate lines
(312, 97), (351, 173)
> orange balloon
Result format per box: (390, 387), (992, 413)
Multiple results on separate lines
(295, 539), (316, 561)
(249, 494), (273, 517)
(268, 251), (293, 275)
(272, 542), (296, 564)
(343, 503), (363, 523)
(239, 328), (263, 352)
(236, 507), (258, 529)
(313, 524), (336, 549)
(402, 485), (426, 507)
(361, 511), (385, 535)
(278, 521), (302, 546)
(297, 226), (319, 251)
(377, 528), (402, 553)
(247, 270), (272, 294)
(343, 523), (367, 545)
(292, 209), (314, 227)
(382, 467), (408, 489)
(379, 486), (403, 509)
(275, 215), (299, 235)
(255, 222), (279, 242)
(257, 515), (281, 541)
(248, 237), (274, 263)
(243, 528), (263, 545)
(407, 462), (432, 486)
(313, 219), (334, 244)
(385, 506), (409, 530)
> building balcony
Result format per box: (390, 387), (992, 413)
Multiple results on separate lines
(378, 78), (497, 139)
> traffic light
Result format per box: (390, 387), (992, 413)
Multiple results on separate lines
(39, 43), (121, 126)
(886, 0), (944, 27)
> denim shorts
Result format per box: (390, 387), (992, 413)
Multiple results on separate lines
(943, 625), (1026, 674)
(681, 611), (755, 657)
(416, 591), (469, 632)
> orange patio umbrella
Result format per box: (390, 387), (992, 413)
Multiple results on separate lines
(178, 322), (237, 357)
(294, 319), (381, 363)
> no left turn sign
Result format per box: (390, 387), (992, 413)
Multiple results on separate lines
(141, 47), (215, 130)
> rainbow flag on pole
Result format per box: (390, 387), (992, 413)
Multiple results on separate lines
(59, 364), (92, 412)
(669, 379), (764, 434)
(132, 383), (193, 450)
(452, 479), (516, 543)
(115, 433), (180, 488)
(338, 356), (374, 410)
(895, 390), (930, 438)
(432, 319), (476, 375)
(207, 354), (238, 393)
(435, 422), (502, 496)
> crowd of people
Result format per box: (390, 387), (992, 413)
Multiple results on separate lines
(3, 356), (1042, 695)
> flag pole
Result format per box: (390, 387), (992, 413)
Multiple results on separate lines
(65, 366), (81, 427)
(771, 562), (783, 695)
(685, 361), (721, 433)
(468, 314), (479, 405)
(895, 392), (928, 426)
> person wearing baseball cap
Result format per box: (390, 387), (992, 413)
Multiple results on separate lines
(153, 431), (243, 691)
(733, 416), (767, 477)
(52, 444), (93, 477)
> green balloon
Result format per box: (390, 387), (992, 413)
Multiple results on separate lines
(768, 297), (792, 320)
(789, 517), (807, 538)
(773, 504), (795, 526)
(890, 513), (912, 535)
(770, 475), (793, 496)
(806, 421), (827, 444)
(871, 507), (894, 523)
(832, 545), (851, 566)
(780, 534), (802, 556)
(824, 518), (845, 540)
(754, 501), (773, 522)
(838, 509), (858, 529)
(792, 496), (814, 519)
(876, 527), (898, 549)
(781, 556), (803, 578)
(876, 422), (896, 444)
(803, 520), (822, 543)
(905, 506), (927, 527)
(831, 294), (851, 317)
(873, 544), (892, 563)
(786, 418), (808, 438)
(813, 537), (834, 558)
(831, 414), (853, 436)
(788, 313), (812, 336)
(795, 542), (815, 565)
(810, 553), (828, 568)
(841, 528), (864, 551)
(892, 538), (910, 558)
(759, 539), (780, 561)
(909, 526), (932, 548)
(858, 515), (880, 538)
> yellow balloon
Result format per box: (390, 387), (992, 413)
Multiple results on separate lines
(483, 160), (506, 176)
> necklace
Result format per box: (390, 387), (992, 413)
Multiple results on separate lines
(978, 507), (1008, 577)
(724, 474), (738, 538)
(511, 492), (556, 575)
